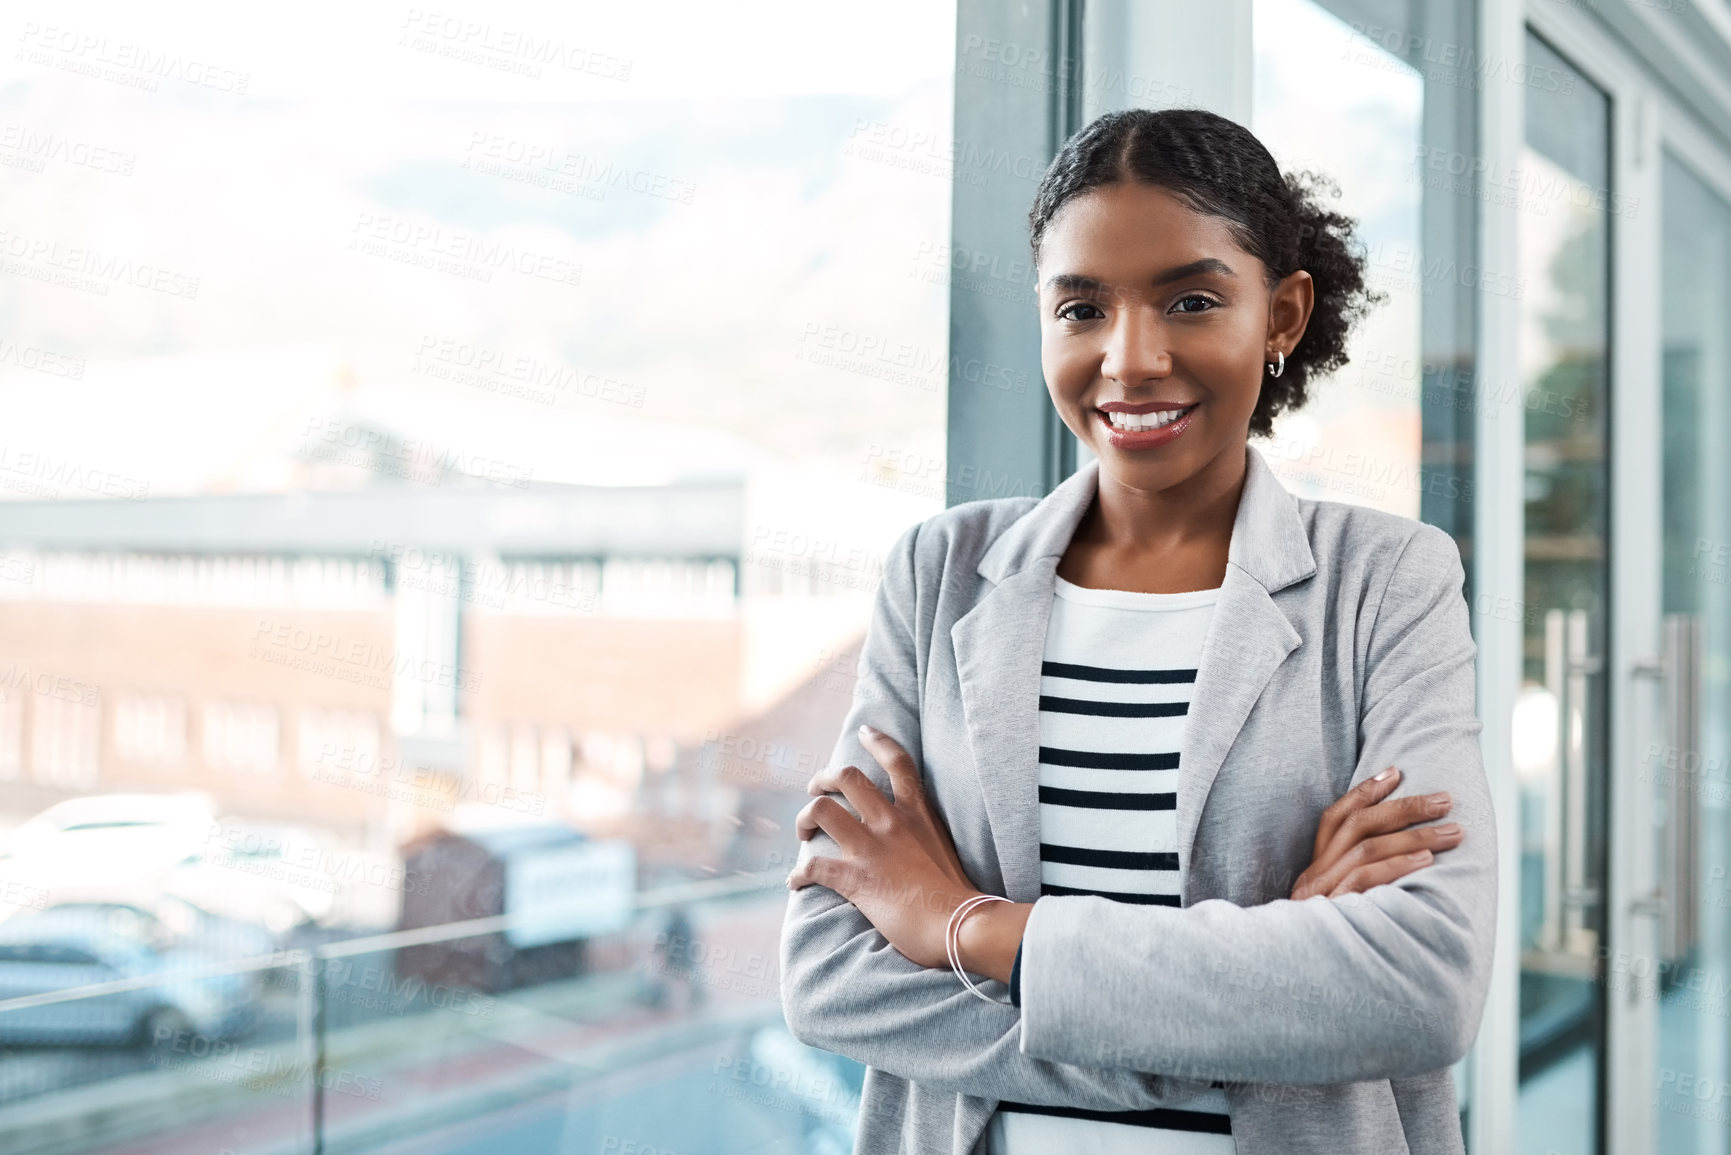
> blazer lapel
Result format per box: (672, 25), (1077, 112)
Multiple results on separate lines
(951, 462), (1099, 903)
(1175, 564), (1301, 889)
(952, 560), (1063, 903)
(949, 443), (1316, 905)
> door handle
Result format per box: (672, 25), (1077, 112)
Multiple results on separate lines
(1540, 609), (1597, 956)
(1646, 614), (1703, 965)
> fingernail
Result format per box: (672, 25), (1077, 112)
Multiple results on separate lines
(1373, 768), (1396, 782)
(1434, 823), (1462, 837)
(1427, 793), (1452, 813)
(858, 724), (878, 739)
(1408, 850), (1433, 864)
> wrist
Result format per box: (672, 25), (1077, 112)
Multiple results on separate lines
(955, 899), (1033, 985)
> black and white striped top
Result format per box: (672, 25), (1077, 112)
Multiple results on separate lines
(989, 573), (1235, 1155)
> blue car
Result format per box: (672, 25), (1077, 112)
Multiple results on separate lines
(0, 906), (258, 1046)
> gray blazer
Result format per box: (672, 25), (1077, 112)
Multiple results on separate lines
(778, 442), (1497, 1155)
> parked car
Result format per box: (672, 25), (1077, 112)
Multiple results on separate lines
(0, 795), (336, 940)
(163, 822), (337, 935)
(0, 792), (220, 877)
(34, 888), (280, 968)
(0, 906), (257, 1046)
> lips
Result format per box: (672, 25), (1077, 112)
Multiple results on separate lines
(1094, 402), (1200, 449)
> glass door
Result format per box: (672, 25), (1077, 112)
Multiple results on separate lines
(1514, 31), (1613, 1155)
(1646, 150), (1731, 1155)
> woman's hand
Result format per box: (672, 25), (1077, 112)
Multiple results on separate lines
(1289, 767), (1463, 900)
(787, 724), (984, 970)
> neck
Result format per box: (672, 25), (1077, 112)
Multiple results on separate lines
(1082, 441), (1248, 556)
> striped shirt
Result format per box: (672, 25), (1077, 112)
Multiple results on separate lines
(989, 573), (1235, 1155)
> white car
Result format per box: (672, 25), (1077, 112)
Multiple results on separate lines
(163, 823), (338, 935)
(0, 792), (220, 877)
(0, 796), (336, 938)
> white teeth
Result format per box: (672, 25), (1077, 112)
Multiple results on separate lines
(1105, 405), (1193, 432)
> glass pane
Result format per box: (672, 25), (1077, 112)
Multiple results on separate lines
(1652, 151), (1731, 1155)
(0, 2), (952, 1150)
(1252, 0), (1482, 1131)
(1253, 0), (1425, 519)
(1514, 31), (1612, 1155)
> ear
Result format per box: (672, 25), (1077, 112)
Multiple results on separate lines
(1266, 269), (1315, 363)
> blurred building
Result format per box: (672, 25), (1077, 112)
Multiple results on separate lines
(0, 470), (864, 877)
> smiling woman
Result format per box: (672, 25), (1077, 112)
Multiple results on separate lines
(780, 107), (1496, 1155)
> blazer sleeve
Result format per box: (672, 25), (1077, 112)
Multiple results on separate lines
(778, 520), (1189, 1110)
(1014, 523), (1498, 1084)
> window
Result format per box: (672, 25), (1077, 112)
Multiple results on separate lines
(203, 701), (280, 774)
(0, 689), (22, 780)
(30, 692), (100, 791)
(113, 693), (188, 765)
(1, 0), (950, 1144)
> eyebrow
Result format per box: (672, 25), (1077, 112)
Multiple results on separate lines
(1043, 258), (1237, 293)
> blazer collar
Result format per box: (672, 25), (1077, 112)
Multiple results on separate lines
(976, 442), (1317, 593)
(953, 442), (1316, 904)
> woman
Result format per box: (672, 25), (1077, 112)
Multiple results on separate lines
(779, 108), (1495, 1155)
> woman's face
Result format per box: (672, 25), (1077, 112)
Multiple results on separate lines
(1036, 181), (1311, 496)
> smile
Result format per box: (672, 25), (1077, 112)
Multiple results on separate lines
(1101, 404), (1198, 432)
(1094, 403), (1200, 449)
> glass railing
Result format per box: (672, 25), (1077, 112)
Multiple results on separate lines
(0, 875), (861, 1155)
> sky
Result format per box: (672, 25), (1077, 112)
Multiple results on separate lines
(0, 0), (954, 544)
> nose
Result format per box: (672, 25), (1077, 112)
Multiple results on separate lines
(1099, 304), (1172, 388)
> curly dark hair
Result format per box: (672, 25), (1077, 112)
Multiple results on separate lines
(1028, 108), (1384, 439)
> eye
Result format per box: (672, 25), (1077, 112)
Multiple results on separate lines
(1055, 301), (1105, 322)
(1170, 293), (1219, 314)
